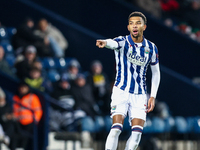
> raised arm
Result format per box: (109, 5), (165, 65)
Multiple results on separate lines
(96, 39), (118, 49)
(147, 63), (160, 113)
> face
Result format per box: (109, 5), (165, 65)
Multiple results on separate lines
(192, 1), (200, 10)
(92, 65), (102, 74)
(0, 97), (6, 107)
(25, 52), (36, 62)
(76, 77), (86, 87)
(69, 66), (79, 75)
(18, 85), (29, 95)
(39, 20), (48, 32)
(0, 47), (4, 60)
(127, 16), (146, 39)
(30, 70), (41, 79)
(60, 81), (70, 89)
(27, 21), (34, 28)
(33, 62), (42, 70)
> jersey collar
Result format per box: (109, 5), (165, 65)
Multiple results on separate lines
(128, 35), (146, 47)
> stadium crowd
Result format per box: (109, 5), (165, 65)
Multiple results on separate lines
(3, 2), (199, 147)
(4, 1), (199, 147)
(0, 17), (116, 149)
(125, 0), (200, 43)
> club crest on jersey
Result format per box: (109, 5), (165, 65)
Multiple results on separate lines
(145, 47), (150, 54)
(112, 105), (116, 110)
(128, 51), (147, 66)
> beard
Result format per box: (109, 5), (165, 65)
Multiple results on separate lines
(132, 34), (139, 38)
(131, 33), (141, 39)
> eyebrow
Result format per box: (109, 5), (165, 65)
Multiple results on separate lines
(129, 20), (142, 23)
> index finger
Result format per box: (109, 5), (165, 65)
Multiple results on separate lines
(96, 40), (100, 46)
(96, 40), (102, 46)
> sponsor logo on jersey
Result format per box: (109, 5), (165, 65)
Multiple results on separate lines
(128, 51), (147, 66)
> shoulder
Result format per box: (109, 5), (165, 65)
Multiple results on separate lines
(13, 95), (19, 100)
(48, 24), (59, 32)
(34, 29), (41, 34)
(113, 35), (128, 50)
(28, 93), (39, 99)
(114, 35), (127, 42)
(145, 38), (158, 51)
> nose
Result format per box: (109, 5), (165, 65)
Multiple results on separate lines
(133, 24), (137, 28)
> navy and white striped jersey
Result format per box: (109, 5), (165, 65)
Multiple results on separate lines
(113, 35), (159, 94)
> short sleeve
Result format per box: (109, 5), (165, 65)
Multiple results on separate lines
(113, 36), (125, 51)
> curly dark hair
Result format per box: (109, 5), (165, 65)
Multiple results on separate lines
(128, 11), (147, 24)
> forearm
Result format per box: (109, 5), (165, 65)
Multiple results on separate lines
(150, 63), (160, 98)
(105, 39), (118, 49)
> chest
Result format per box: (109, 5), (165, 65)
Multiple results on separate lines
(125, 45), (152, 67)
(20, 96), (32, 108)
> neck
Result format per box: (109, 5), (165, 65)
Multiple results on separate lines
(28, 60), (33, 64)
(131, 34), (143, 43)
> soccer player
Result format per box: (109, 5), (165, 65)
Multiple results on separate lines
(96, 11), (160, 150)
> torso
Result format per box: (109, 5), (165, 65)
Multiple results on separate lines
(113, 35), (158, 94)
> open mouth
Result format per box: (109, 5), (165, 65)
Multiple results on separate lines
(133, 29), (138, 35)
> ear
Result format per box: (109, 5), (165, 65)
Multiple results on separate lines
(143, 25), (147, 31)
(127, 25), (130, 32)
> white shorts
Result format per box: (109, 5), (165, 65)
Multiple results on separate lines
(110, 86), (147, 123)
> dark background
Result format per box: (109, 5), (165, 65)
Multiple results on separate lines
(1, 0), (200, 116)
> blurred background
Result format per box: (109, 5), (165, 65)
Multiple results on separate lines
(0, 0), (200, 150)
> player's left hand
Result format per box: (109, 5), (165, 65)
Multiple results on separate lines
(147, 97), (155, 113)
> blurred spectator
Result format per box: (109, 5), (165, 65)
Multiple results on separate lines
(167, 0), (200, 42)
(12, 82), (43, 150)
(175, 0), (191, 16)
(87, 60), (110, 115)
(61, 59), (81, 84)
(152, 100), (170, 119)
(51, 77), (75, 110)
(24, 67), (52, 93)
(71, 74), (100, 119)
(159, 0), (180, 14)
(0, 87), (13, 147)
(177, 22), (194, 36)
(0, 46), (15, 77)
(195, 28), (200, 42)
(49, 77), (86, 131)
(126, 0), (200, 43)
(176, 21), (200, 42)
(11, 18), (51, 57)
(133, 0), (162, 18)
(15, 45), (37, 80)
(34, 19), (68, 57)
(192, 76), (200, 86)
(147, 94), (170, 119)
(0, 22), (17, 40)
(0, 22), (7, 41)
(32, 60), (42, 71)
(163, 18), (178, 29)
(32, 60), (46, 78)
(181, 0), (200, 28)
